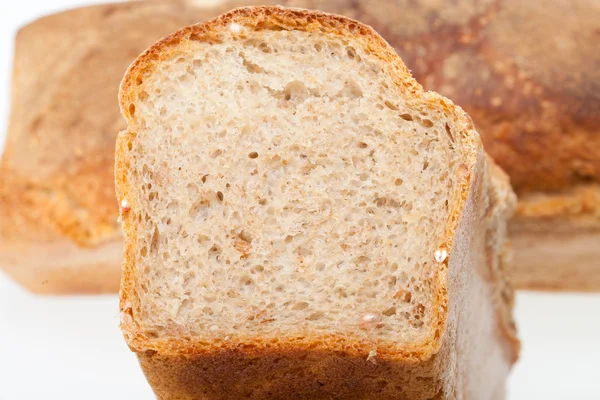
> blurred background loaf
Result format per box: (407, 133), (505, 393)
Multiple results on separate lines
(0, 1), (225, 294)
(1, 0), (598, 293)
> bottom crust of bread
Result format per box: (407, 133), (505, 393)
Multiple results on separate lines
(510, 224), (600, 291)
(0, 239), (121, 294)
(139, 348), (443, 400)
(136, 343), (506, 400)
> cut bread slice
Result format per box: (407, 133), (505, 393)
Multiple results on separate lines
(116, 6), (518, 399)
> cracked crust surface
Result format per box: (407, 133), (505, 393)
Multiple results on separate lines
(117, 6), (518, 399)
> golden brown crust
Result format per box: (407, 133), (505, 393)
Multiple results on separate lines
(515, 184), (600, 224)
(138, 349), (449, 400)
(0, 1), (218, 293)
(117, 6), (517, 398)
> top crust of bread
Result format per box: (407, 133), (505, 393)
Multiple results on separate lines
(116, 5), (508, 363)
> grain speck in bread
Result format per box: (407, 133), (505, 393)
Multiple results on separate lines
(0, 1), (221, 294)
(117, 6), (518, 399)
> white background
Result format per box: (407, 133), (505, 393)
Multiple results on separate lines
(0, 1), (599, 399)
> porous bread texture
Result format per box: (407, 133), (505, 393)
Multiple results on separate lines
(116, 6), (518, 399)
(119, 12), (465, 347)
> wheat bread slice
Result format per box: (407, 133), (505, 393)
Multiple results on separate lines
(116, 6), (518, 399)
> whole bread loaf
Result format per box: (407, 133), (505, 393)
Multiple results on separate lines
(0, 1), (227, 294)
(116, 6), (518, 399)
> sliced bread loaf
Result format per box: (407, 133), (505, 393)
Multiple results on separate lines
(116, 6), (518, 399)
